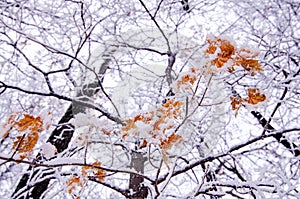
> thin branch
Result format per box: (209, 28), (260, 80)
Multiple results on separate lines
(89, 177), (129, 198)
(0, 81), (123, 124)
(0, 155), (154, 183)
(138, 0), (171, 52)
(156, 127), (300, 184)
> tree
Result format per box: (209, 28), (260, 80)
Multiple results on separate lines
(0, 0), (299, 198)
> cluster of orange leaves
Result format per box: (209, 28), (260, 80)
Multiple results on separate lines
(120, 37), (265, 161)
(176, 68), (197, 91)
(2, 113), (49, 160)
(206, 36), (266, 111)
(121, 99), (184, 169)
(66, 161), (106, 195)
(206, 37), (263, 75)
(230, 88), (266, 111)
(122, 99), (183, 146)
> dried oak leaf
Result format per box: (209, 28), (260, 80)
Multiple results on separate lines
(160, 133), (184, 170)
(212, 57), (230, 68)
(15, 114), (43, 133)
(236, 58), (262, 75)
(92, 161), (106, 181)
(176, 68), (198, 91)
(122, 119), (136, 132)
(82, 161), (106, 182)
(12, 132), (39, 154)
(133, 112), (154, 123)
(139, 139), (148, 149)
(230, 88), (266, 113)
(9, 114), (44, 159)
(160, 133), (184, 150)
(247, 88), (266, 104)
(161, 99), (183, 119)
(206, 45), (217, 54)
(66, 176), (83, 194)
(206, 37), (262, 75)
(230, 96), (244, 111)
(153, 116), (165, 131)
(206, 37), (235, 68)
(219, 40), (235, 58)
(178, 73), (197, 86)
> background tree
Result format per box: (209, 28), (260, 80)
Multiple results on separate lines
(0, 0), (299, 198)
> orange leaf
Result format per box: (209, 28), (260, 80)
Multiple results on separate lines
(15, 114), (43, 133)
(177, 73), (197, 90)
(230, 96), (244, 110)
(12, 132), (39, 155)
(247, 88), (266, 104)
(160, 133), (184, 150)
(153, 115), (167, 131)
(139, 139), (148, 148)
(66, 176), (83, 194)
(82, 161), (106, 182)
(133, 112), (153, 123)
(212, 57), (229, 68)
(206, 45), (217, 54)
(92, 161), (106, 182)
(160, 134), (184, 170)
(121, 132), (129, 140)
(122, 119), (136, 131)
(230, 88), (266, 112)
(206, 36), (262, 76)
(240, 59), (262, 73)
(161, 99), (183, 118)
(219, 40), (235, 58)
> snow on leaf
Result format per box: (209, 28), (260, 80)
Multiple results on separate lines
(0, 113), (17, 138)
(66, 176), (83, 194)
(121, 99), (184, 153)
(133, 112), (154, 123)
(159, 133), (184, 170)
(160, 133), (184, 150)
(40, 142), (57, 159)
(82, 161), (106, 182)
(66, 161), (106, 196)
(175, 68), (198, 92)
(219, 40), (235, 58)
(206, 37), (235, 68)
(205, 36), (262, 75)
(82, 162), (106, 181)
(122, 119), (137, 135)
(177, 73), (197, 90)
(160, 99), (183, 119)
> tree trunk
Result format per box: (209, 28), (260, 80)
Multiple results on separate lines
(251, 111), (300, 156)
(129, 152), (148, 199)
(12, 48), (114, 199)
(11, 105), (75, 199)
